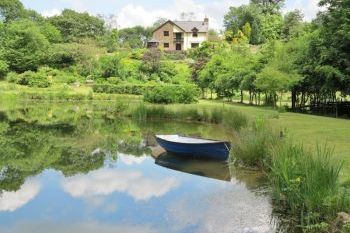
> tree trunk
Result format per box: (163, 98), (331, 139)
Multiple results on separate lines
(291, 89), (296, 109)
(240, 90), (243, 103)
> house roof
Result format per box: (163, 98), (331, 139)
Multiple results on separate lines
(153, 20), (208, 33)
(173, 21), (208, 33)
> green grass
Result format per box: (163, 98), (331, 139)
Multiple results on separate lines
(197, 100), (350, 182)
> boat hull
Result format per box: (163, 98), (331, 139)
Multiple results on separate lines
(155, 136), (230, 160)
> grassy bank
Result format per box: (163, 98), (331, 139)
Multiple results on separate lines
(126, 101), (350, 231)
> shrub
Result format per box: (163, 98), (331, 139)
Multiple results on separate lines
(144, 85), (199, 104)
(37, 67), (77, 84)
(7, 71), (51, 88)
(93, 84), (154, 95)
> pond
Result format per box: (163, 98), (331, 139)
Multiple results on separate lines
(0, 102), (280, 233)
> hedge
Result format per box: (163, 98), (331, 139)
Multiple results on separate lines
(92, 84), (200, 104)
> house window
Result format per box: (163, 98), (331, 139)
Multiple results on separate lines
(193, 31), (198, 37)
(191, 43), (199, 48)
(164, 31), (169, 36)
(164, 43), (169, 48)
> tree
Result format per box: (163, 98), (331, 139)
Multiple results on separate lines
(255, 40), (302, 106)
(317, 0), (350, 95)
(260, 13), (283, 40)
(0, 20), (49, 72)
(119, 26), (152, 48)
(242, 22), (252, 41)
(224, 4), (264, 44)
(141, 48), (162, 74)
(250, 0), (285, 14)
(282, 10), (304, 40)
(153, 18), (167, 28)
(49, 9), (105, 41)
(0, 0), (25, 22)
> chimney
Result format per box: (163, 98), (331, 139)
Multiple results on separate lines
(203, 16), (209, 26)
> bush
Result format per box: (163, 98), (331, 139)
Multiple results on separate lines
(93, 84), (154, 95)
(37, 67), (77, 84)
(7, 71), (51, 88)
(144, 85), (199, 104)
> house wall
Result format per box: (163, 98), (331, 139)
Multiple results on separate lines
(152, 22), (208, 51)
(183, 32), (208, 50)
(153, 22), (174, 51)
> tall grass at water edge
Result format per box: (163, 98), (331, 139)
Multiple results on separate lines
(269, 143), (350, 232)
(130, 103), (248, 130)
(231, 118), (350, 232)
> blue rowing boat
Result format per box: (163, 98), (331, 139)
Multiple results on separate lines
(155, 135), (231, 160)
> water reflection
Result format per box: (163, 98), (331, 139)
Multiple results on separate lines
(154, 152), (232, 181)
(0, 178), (41, 212)
(0, 102), (279, 233)
(62, 165), (180, 201)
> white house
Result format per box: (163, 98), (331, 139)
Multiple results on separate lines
(147, 17), (209, 51)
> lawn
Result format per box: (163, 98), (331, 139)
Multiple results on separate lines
(201, 100), (350, 182)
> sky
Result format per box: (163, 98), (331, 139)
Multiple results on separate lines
(21, 0), (321, 30)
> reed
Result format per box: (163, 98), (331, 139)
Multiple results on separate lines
(269, 143), (350, 228)
(231, 118), (280, 168)
(130, 104), (248, 130)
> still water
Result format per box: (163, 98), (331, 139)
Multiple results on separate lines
(0, 102), (277, 233)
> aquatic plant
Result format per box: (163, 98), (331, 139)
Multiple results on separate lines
(269, 143), (350, 229)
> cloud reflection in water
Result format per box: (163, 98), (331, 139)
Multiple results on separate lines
(0, 179), (41, 212)
(62, 168), (180, 201)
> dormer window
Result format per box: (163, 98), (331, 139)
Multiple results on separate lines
(192, 28), (198, 37)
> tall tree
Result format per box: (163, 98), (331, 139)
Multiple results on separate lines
(224, 4), (264, 44)
(119, 26), (152, 48)
(49, 9), (105, 41)
(0, 20), (49, 72)
(282, 10), (304, 40)
(0, 0), (25, 22)
(250, 0), (285, 14)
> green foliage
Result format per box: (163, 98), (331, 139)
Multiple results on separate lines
(242, 22), (252, 40)
(0, 20), (49, 72)
(93, 84), (154, 95)
(282, 10), (304, 40)
(0, 0), (25, 22)
(118, 26), (152, 48)
(224, 4), (264, 44)
(0, 60), (9, 79)
(7, 70), (51, 88)
(38, 21), (62, 43)
(49, 9), (105, 41)
(232, 118), (280, 167)
(270, 143), (349, 228)
(144, 85), (199, 104)
(199, 47), (256, 99)
(260, 13), (283, 40)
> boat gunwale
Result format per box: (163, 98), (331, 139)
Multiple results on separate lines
(155, 135), (230, 145)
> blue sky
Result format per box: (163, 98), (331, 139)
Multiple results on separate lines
(21, 0), (321, 29)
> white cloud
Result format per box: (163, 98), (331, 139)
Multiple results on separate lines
(62, 168), (179, 201)
(283, 0), (322, 21)
(119, 154), (147, 166)
(167, 179), (274, 233)
(0, 179), (41, 212)
(42, 9), (62, 17)
(114, 0), (249, 30)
